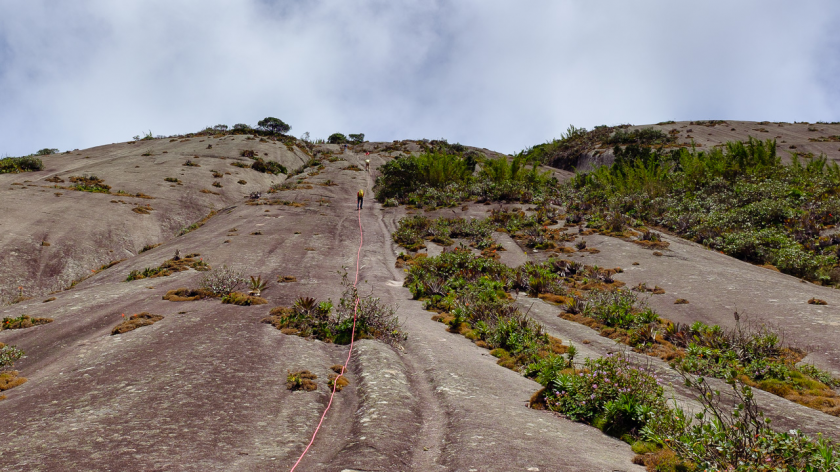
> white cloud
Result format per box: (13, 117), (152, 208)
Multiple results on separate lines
(0, 0), (838, 156)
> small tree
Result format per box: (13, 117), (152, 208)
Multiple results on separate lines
(257, 117), (291, 135)
(233, 123), (251, 131)
(213, 124), (228, 133)
(199, 265), (245, 295)
(348, 133), (365, 144)
(328, 133), (347, 144)
(35, 148), (59, 156)
(0, 343), (24, 371)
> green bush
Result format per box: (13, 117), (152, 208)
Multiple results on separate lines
(374, 152), (472, 202)
(0, 155), (44, 174)
(580, 290), (659, 329)
(348, 133), (365, 144)
(543, 353), (667, 440)
(251, 158), (287, 175)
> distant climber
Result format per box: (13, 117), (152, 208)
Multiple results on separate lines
(365, 159), (370, 172)
(357, 189), (364, 210)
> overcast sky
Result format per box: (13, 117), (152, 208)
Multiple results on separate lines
(1, 1), (839, 156)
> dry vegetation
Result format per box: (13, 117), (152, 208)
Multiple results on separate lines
(111, 313), (164, 335)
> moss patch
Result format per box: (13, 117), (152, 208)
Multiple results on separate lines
(111, 312), (164, 335)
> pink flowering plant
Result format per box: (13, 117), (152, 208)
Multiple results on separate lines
(543, 352), (668, 440)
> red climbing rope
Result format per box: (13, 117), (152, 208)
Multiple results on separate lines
(289, 205), (364, 471)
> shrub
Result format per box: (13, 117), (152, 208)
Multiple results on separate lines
(251, 158), (287, 174)
(580, 290), (658, 329)
(374, 152), (472, 202)
(648, 371), (840, 471)
(0, 155), (44, 174)
(199, 265), (245, 295)
(543, 353), (667, 440)
(348, 133), (365, 144)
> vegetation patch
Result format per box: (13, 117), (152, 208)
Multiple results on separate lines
(393, 215), (496, 251)
(126, 252), (208, 281)
(0, 155), (44, 174)
(69, 175), (111, 193)
(263, 275), (406, 347)
(221, 292), (268, 306)
(567, 138), (840, 284)
(177, 210), (217, 236)
(162, 288), (216, 302)
(328, 373), (350, 392)
(560, 285), (840, 416)
(287, 371), (317, 391)
(406, 249), (569, 369)
(251, 158), (287, 174)
(374, 150), (557, 209)
(1, 315), (53, 330)
(111, 312), (164, 335)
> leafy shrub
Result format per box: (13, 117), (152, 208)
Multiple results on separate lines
(606, 128), (675, 146)
(580, 290), (658, 329)
(35, 148), (59, 155)
(374, 152), (472, 202)
(0, 155), (44, 174)
(251, 158), (287, 174)
(543, 353), (667, 440)
(649, 371), (840, 471)
(348, 133), (365, 144)
(199, 265), (245, 295)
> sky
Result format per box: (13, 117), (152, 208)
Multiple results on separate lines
(1, 0), (839, 156)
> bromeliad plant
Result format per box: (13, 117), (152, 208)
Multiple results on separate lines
(248, 275), (268, 296)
